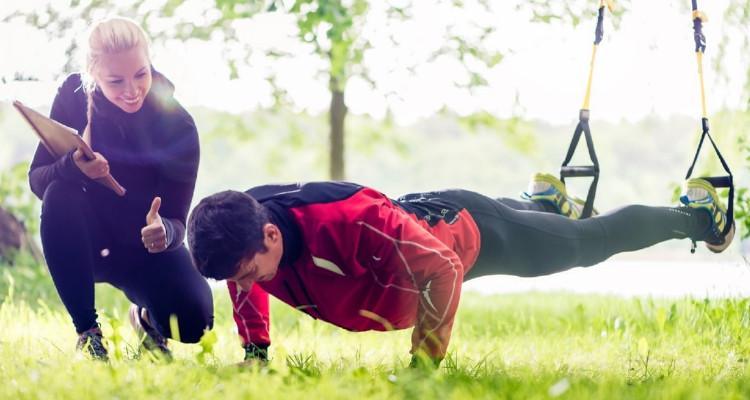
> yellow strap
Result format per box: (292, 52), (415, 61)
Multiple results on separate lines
(696, 51), (707, 118)
(582, 44), (598, 110)
(580, 0), (614, 110)
(603, 0), (615, 13)
(692, 10), (708, 22)
(692, 9), (708, 118)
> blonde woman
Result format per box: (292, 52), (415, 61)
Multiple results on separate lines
(28, 17), (213, 360)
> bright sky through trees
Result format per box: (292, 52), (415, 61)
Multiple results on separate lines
(0, 1), (746, 124)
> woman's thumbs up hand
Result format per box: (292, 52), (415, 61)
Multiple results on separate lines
(142, 197), (167, 253)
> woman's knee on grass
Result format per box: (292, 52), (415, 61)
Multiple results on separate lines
(151, 303), (214, 344)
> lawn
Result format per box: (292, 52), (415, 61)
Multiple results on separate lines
(2, 261), (750, 399)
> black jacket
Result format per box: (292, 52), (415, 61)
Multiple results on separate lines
(28, 69), (199, 250)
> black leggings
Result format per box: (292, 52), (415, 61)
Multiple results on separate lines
(432, 190), (712, 281)
(39, 180), (213, 343)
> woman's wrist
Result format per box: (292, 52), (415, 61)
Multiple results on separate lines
(58, 149), (89, 183)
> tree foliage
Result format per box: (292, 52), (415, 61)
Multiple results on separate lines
(519, 0), (629, 28)
(4, 1), (748, 188)
(208, 0), (507, 179)
(0, 162), (43, 264)
(0, 162), (38, 235)
(4, 0), (510, 179)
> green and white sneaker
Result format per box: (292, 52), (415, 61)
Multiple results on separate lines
(521, 172), (597, 219)
(680, 178), (735, 253)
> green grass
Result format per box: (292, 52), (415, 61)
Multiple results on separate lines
(2, 261), (750, 399)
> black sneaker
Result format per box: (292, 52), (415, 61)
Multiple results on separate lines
(129, 304), (172, 360)
(680, 178), (735, 253)
(76, 326), (109, 361)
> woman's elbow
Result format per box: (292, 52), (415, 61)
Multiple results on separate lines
(27, 169), (46, 200)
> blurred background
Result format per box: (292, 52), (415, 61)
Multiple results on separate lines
(1, 0), (748, 297)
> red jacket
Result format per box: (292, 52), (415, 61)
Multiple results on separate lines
(228, 182), (481, 358)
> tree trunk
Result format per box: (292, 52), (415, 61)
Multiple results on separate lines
(329, 78), (347, 181)
(0, 206), (43, 265)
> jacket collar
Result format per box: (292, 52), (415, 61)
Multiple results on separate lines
(263, 201), (303, 267)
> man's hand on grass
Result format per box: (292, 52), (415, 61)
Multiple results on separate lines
(236, 343), (269, 369)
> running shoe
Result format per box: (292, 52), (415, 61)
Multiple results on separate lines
(680, 178), (735, 253)
(521, 172), (598, 219)
(76, 325), (108, 361)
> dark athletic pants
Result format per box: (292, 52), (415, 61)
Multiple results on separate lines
(428, 190), (713, 281)
(39, 180), (213, 343)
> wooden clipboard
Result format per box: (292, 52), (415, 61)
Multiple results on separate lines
(13, 100), (126, 196)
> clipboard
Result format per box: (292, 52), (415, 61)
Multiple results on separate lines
(13, 100), (127, 196)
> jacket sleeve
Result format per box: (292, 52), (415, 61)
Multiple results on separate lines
(155, 112), (199, 250)
(28, 79), (89, 199)
(227, 280), (271, 347)
(305, 188), (465, 360)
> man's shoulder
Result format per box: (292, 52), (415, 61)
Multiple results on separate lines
(247, 181), (366, 207)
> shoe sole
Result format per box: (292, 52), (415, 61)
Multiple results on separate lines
(532, 173), (569, 196)
(685, 178), (728, 214)
(129, 305), (145, 338)
(129, 305), (172, 358)
(706, 223), (735, 253)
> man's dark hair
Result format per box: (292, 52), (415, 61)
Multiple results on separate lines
(187, 190), (270, 280)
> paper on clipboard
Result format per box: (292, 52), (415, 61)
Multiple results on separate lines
(13, 100), (126, 196)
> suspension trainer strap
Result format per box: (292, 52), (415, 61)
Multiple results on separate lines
(685, 121), (735, 234)
(560, 0), (612, 219)
(581, 0), (613, 110)
(691, 0), (708, 118)
(684, 0), (734, 234)
(561, 110), (600, 219)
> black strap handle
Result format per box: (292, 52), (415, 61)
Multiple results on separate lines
(559, 3), (608, 219)
(685, 117), (734, 235)
(560, 110), (600, 219)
